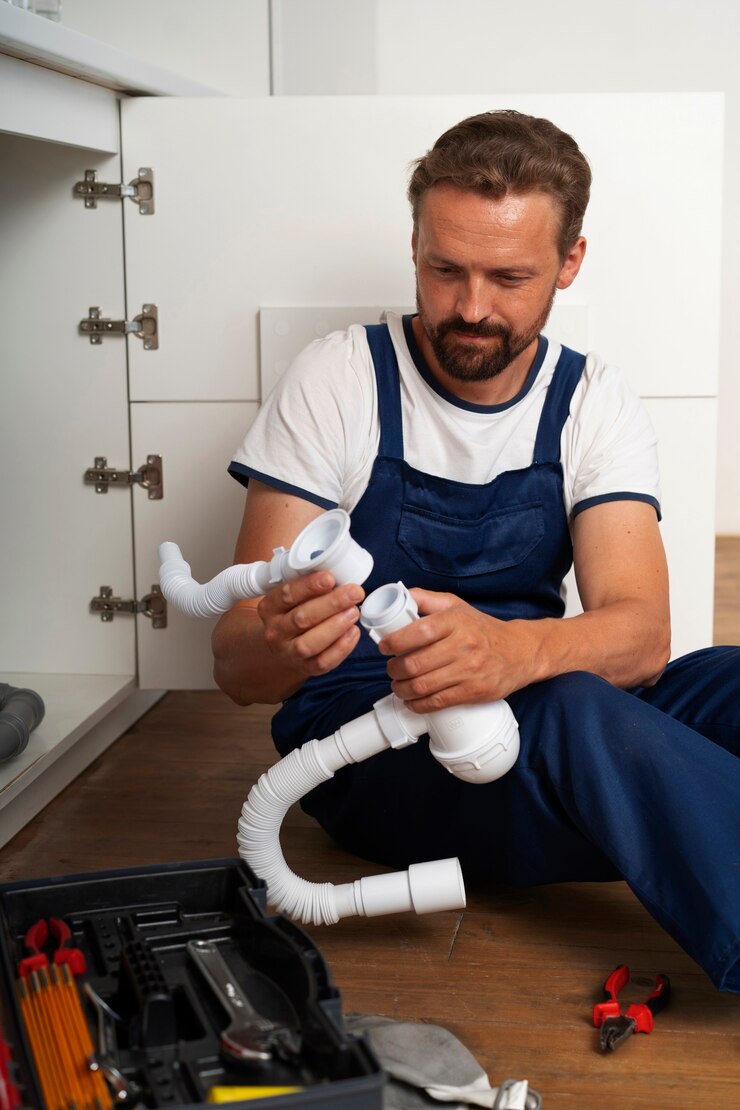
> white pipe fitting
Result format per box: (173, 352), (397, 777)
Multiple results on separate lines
(235, 581), (520, 925)
(237, 700), (466, 926)
(361, 582), (520, 785)
(158, 508), (373, 618)
(155, 507), (521, 924)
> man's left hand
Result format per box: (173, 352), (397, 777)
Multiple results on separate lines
(378, 589), (537, 712)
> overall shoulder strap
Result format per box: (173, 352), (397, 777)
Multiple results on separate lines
(364, 322), (404, 459)
(533, 345), (587, 464)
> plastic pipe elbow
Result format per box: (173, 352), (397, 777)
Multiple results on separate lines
(158, 543), (267, 617)
(360, 582), (520, 784)
(158, 509), (373, 618)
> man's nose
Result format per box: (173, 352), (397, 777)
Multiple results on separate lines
(455, 277), (492, 323)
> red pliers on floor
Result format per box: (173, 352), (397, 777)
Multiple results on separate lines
(593, 964), (671, 1052)
(17, 917), (87, 978)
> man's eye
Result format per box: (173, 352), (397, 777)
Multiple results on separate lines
(432, 266), (456, 275)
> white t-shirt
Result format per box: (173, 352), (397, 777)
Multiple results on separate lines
(230, 311), (661, 522)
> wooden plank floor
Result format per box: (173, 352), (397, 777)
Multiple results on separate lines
(1, 540), (739, 1107)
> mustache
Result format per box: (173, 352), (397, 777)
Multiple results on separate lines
(435, 316), (510, 340)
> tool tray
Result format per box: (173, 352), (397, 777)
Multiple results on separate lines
(0, 857), (383, 1109)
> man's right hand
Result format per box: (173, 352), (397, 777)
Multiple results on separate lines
(213, 482), (367, 705)
(257, 571), (365, 678)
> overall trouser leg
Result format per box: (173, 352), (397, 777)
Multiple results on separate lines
(631, 645), (740, 756)
(297, 653), (740, 992)
(503, 662), (740, 992)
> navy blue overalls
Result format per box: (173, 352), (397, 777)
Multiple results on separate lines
(272, 318), (740, 993)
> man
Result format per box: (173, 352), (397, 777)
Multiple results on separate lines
(214, 110), (739, 993)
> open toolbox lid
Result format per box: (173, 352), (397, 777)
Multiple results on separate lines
(0, 857), (384, 1109)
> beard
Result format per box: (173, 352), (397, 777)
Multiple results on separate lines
(416, 280), (557, 383)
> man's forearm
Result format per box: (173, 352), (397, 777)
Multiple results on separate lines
(211, 605), (305, 706)
(383, 587), (671, 713)
(513, 598), (671, 692)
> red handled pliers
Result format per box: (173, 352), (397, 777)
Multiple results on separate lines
(17, 917), (87, 978)
(593, 964), (671, 1052)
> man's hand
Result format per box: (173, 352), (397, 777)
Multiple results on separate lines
(257, 571), (365, 678)
(213, 482), (368, 705)
(378, 589), (536, 712)
(377, 499), (672, 714)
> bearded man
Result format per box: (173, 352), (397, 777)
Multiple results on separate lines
(214, 110), (740, 994)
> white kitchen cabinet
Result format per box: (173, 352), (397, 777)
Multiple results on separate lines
(0, 21), (724, 846)
(0, 9), (227, 845)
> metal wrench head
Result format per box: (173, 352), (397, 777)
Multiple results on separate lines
(186, 938), (302, 1065)
(221, 1023), (301, 1064)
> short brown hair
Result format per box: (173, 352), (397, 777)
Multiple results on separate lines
(408, 109), (592, 259)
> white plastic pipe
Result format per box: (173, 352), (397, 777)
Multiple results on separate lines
(236, 581), (520, 925)
(361, 582), (520, 785)
(158, 508), (373, 618)
(156, 507), (521, 923)
(237, 697), (466, 926)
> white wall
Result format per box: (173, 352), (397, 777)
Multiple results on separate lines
(57, 0), (739, 532)
(271, 0), (377, 94)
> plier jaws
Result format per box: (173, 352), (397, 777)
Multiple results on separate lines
(593, 964), (670, 1052)
(17, 916), (87, 978)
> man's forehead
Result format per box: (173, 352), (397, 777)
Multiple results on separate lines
(418, 182), (561, 223)
(416, 184), (563, 254)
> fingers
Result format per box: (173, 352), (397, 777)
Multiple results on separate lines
(377, 599), (454, 658)
(388, 641), (489, 710)
(305, 622), (362, 675)
(260, 570), (336, 615)
(379, 597), (504, 710)
(390, 664), (468, 713)
(258, 571), (365, 677)
(410, 588), (458, 615)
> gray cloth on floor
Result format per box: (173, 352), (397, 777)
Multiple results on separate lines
(344, 1015), (542, 1110)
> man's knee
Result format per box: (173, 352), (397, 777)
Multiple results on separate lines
(511, 669), (616, 719)
(509, 670), (643, 764)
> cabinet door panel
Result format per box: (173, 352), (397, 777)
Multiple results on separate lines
(0, 134), (133, 675)
(131, 401), (257, 689)
(121, 93), (721, 402)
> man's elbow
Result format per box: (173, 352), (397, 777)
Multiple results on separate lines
(639, 621), (671, 687)
(213, 661), (252, 706)
(211, 616), (253, 706)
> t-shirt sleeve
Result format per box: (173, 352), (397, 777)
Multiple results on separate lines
(228, 325), (377, 510)
(563, 354), (662, 520)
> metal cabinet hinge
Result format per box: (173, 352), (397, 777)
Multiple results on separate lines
(74, 168), (155, 214)
(80, 304), (158, 349)
(84, 455), (163, 500)
(91, 586), (167, 628)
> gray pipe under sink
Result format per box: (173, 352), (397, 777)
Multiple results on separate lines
(0, 683), (45, 763)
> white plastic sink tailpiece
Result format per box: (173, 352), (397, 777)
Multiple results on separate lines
(158, 510), (520, 926)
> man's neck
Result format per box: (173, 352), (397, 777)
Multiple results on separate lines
(411, 316), (538, 406)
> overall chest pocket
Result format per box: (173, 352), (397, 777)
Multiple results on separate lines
(397, 501), (544, 578)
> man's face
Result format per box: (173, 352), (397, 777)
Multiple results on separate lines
(412, 184), (585, 383)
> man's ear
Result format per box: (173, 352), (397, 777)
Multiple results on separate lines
(411, 226), (418, 265)
(556, 236), (587, 290)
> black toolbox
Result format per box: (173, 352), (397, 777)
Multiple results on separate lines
(0, 857), (384, 1109)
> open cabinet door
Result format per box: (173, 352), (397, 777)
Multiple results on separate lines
(120, 93), (722, 688)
